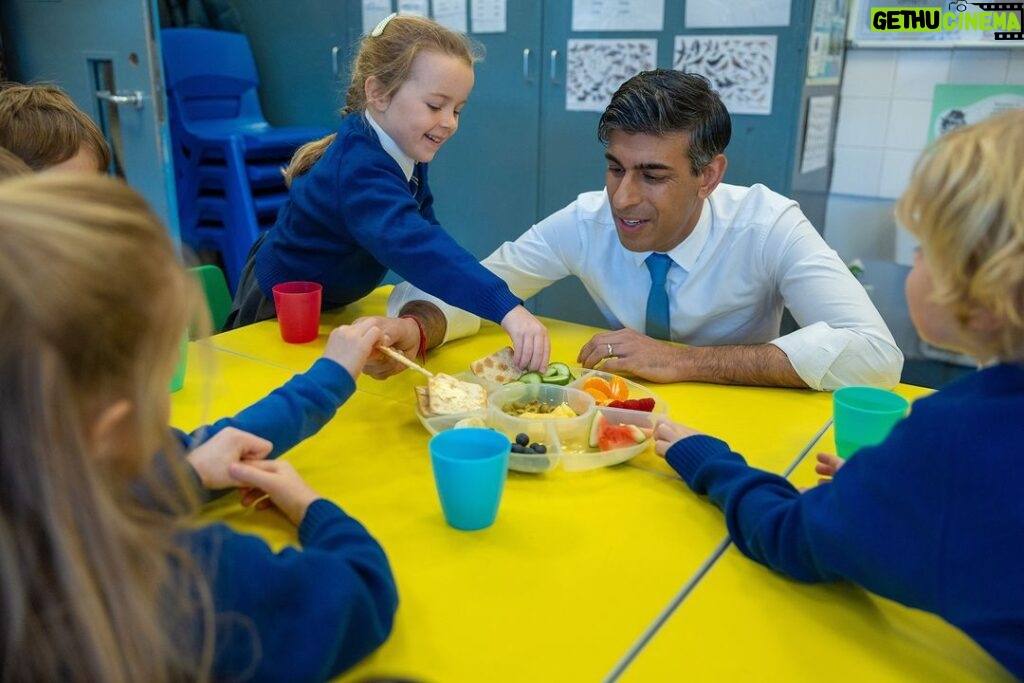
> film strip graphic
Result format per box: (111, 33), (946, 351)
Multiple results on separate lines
(967, 2), (1024, 40)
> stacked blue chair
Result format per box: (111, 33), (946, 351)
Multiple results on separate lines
(161, 28), (330, 291)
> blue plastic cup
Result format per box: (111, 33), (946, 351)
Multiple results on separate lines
(833, 386), (909, 460)
(429, 429), (510, 531)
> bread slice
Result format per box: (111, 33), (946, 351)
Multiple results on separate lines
(427, 373), (487, 415)
(470, 346), (523, 385)
(414, 385), (433, 415)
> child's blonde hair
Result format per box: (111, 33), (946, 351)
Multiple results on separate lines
(283, 14), (480, 185)
(0, 82), (112, 172)
(896, 109), (1024, 359)
(0, 174), (213, 681)
(0, 145), (32, 179)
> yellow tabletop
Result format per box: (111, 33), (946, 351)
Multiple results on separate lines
(617, 385), (1014, 682)
(176, 287), (856, 681)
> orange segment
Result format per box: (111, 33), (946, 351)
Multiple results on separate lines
(582, 377), (612, 396)
(584, 387), (611, 403)
(609, 375), (629, 401)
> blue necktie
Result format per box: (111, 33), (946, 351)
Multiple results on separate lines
(645, 253), (672, 340)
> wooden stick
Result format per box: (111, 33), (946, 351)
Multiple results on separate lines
(377, 345), (433, 378)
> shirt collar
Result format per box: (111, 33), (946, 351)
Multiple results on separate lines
(629, 197), (712, 272)
(364, 111), (415, 182)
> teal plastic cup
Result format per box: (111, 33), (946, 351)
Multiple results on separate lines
(169, 336), (188, 393)
(429, 429), (510, 531)
(833, 386), (909, 460)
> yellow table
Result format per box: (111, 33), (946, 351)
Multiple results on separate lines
(173, 288), (858, 681)
(617, 386), (1014, 682)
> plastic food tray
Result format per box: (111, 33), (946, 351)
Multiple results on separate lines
(416, 367), (666, 473)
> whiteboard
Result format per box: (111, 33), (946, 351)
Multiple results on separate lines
(847, 0), (1024, 48)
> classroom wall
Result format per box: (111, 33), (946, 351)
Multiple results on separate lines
(823, 48), (1024, 266)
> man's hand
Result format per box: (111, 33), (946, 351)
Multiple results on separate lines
(578, 328), (681, 383)
(187, 427), (273, 490)
(351, 315), (420, 379)
(228, 459), (322, 527)
(653, 418), (704, 458)
(501, 305), (550, 372)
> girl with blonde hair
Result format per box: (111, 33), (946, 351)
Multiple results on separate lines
(227, 13), (550, 372)
(650, 109), (1024, 678)
(0, 174), (397, 681)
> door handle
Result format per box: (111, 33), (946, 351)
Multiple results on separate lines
(550, 49), (559, 85)
(522, 48), (533, 82)
(96, 89), (144, 109)
(332, 46), (341, 79)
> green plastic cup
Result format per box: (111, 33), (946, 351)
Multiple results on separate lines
(833, 386), (909, 460)
(169, 336), (188, 393)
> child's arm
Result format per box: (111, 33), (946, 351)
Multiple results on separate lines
(189, 496), (398, 680)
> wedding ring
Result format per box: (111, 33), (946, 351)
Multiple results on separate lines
(606, 343), (614, 358)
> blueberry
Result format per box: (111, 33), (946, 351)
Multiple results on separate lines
(511, 443), (529, 454)
(531, 443), (547, 454)
(515, 433), (530, 447)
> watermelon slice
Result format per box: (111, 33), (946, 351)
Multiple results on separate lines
(588, 413), (648, 452)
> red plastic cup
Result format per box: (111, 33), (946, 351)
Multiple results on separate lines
(272, 281), (322, 343)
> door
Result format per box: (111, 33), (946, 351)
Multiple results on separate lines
(2, 0), (179, 239)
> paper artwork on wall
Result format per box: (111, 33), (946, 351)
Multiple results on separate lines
(929, 84), (1024, 143)
(471, 0), (506, 33)
(673, 35), (777, 116)
(800, 95), (835, 174)
(362, 0), (393, 35)
(571, 0), (664, 32)
(566, 39), (657, 112)
(685, 0), (791, 28)
(397, 0), (428, 17)
(432, 0), (468, 33)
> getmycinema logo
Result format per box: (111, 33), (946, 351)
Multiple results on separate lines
(870, 3), (1023, 40)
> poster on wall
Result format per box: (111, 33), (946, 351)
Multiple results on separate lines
(928, 84), (1024, 143)
(566, 39), (657, 112)
(685, 0), (791, 28)
(362, 0), (393, 35)
(673, 35), (777, 115)
(471, 0), (506, 33)
(397, 0), (428, 17)
(571, 0), (665, 31)
(799, 95), (835, 173)
(432, 0), (468, 32)
(805, 0), (848, 85)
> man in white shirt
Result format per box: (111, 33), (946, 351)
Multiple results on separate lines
(371, 69), (903, 390)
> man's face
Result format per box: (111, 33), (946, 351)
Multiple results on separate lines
(604, 130), (710, 253)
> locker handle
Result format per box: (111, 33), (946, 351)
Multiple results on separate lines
(522, 48), (533, 82)
(96, 89), (144, 109)
(550, 49), (559, 85)
(332, 46), (341, 79)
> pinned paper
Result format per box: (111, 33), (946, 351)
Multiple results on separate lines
(566, 39), (657, 112)
(673, 35), (777, 116)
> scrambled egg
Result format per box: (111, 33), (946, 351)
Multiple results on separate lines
(518, 402), (577, 420)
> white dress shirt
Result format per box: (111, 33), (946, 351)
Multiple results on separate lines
(389, 183), (903, 390)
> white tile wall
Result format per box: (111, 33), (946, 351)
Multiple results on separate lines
(891, 50), (950, 100)
(884, 99), (933, 150)
(947, 49), (1010, 83)
(835, 97), (890, 147)
(825, 46), (1024, 262)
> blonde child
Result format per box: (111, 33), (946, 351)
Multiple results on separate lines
(227, 13), (550, 372)
(0, 174), (397, 681)
(653, 109), (1024, 678)
(0, 81), (111, 173)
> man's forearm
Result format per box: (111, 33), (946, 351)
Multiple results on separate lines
(399, 300), (447, 351)
(671, 343), (808, 389)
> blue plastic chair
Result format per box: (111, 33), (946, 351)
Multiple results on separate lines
(161, 28), (330, 290)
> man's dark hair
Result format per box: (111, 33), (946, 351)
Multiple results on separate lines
(598, 69), (731, 175)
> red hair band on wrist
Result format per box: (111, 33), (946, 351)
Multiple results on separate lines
(400, 314), (427, 363)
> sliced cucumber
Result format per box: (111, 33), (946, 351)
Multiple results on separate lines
(541, 362), (574, 385)
(519, 371), (543, 384)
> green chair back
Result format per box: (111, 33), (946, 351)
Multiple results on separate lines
(190, 264), (232, 334)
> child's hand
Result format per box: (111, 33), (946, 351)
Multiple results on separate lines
(228, 459), (321, 526)
(653, 418), (704, 458)
(322, 318), (385, 379)
(353, 315), (421, 379)
(501, 305), (551, 372)
(187, 427), (273, 490)
(813, 452), (845, 484)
